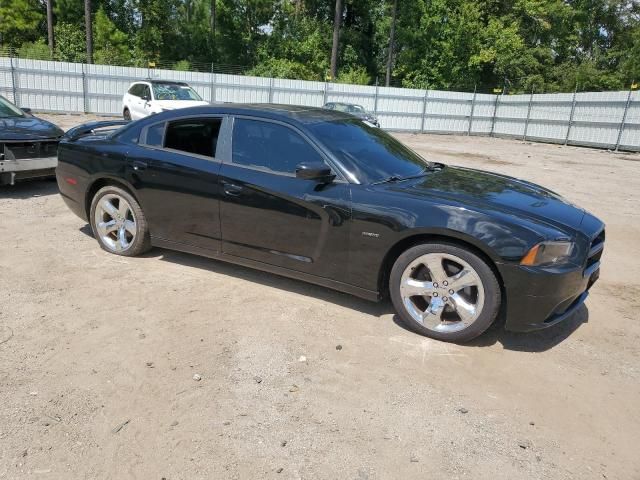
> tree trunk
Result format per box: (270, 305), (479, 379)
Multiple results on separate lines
(210, 0), (216, 55)
(85, 0), (93, 63)
(46, 0), (55, 57)
(330, 0), (342, 81)
(385, 0), (397, 87)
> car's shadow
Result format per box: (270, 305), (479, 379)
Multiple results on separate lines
(78, 225), (588, 352)
(469, 305), (589, 352)
(153, 249), (394, 318)
(0, 178), (58, 199)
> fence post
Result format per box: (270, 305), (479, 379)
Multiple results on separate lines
(467, 84), (477, 136)
(268, 76), (274, 103)
(214, 62), (216, 103)
(9, 52), (17, 105)
(374, 83), (379, 115)
(81, 63), (88, 113)
(565, 83), (578, 145)
(490, 93), (500, 137)
(323, 82), (328, 105)
(522, 86), (535, 142)
(615, 82), (634, 151)
(420, 89), (430, 133)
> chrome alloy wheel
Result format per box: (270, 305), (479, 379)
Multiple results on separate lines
(399, 253), (485, 333)
(94, 194), (137, 252)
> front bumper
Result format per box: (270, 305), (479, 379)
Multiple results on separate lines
(0, 156), (58, 185)
(498, 254), (601, 333)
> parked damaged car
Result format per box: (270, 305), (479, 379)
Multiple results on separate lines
(56, 105), (604, 343)
(0, 95), (64, 185)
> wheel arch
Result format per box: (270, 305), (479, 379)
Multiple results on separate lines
(85, 176), (140, 220)
(378, 231), (505, 301)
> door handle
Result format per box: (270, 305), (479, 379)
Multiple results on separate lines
(223, 182), (243, 196)
(132, 160), (148, 171)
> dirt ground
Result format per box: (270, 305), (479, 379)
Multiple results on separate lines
(1, 113), (639, 479)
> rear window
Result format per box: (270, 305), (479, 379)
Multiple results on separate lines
(164, 119), (222, 158)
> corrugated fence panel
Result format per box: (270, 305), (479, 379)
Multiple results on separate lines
(493, 94), (530, 137)
(425, 90), (473, 133)
(619, 91), (640, 151)
(1, 55), (639, 151)
(274, 79), (325, 106)
(86, 64), (146, 115)
(569, 91), (627, 148)
(0, 57), (14, 102)
(326, 83), (377, 112)
(215, 74), (270, 104)
(470, 94), (496, 134)
(377, 86), (424, 131)
(526, 92), (574, 142)
(14, 58), (84, 112)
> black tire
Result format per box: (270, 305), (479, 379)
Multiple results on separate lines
(123, 108), (131, 121)
(89, 185), (151, 257)
(389, 242), (501, 342)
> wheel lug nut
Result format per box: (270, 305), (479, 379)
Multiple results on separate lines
(443, 296), (448, 301)
(443, 281), (448, 286)
(433, 292), (438, 297)
(433, 282), (439, 288)
(449, 289), (454, 294)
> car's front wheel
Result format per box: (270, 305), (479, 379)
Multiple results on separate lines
(390, 242), (501, 342)
(89, 185), (151, 256)
(123, 108), (131, 121)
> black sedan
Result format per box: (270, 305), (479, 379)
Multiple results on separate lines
(0, 95), (64, 185)
(55, 105), (604, 342)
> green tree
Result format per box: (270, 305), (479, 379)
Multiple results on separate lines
(93, 7), (131, 65)
(55, 22), (86, 62)
(0, 0), (44, 47)
(17, 39), (52, 59)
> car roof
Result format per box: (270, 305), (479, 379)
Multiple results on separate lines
(139, 103), (354, 126)
(129, 80), (189, 86)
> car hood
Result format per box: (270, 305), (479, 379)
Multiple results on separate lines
(153, 100), (210, 110)
(396, 165), (586, 232)
(0, 116), (64, 141)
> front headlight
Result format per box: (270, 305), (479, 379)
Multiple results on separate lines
(520, 241), (574, 266)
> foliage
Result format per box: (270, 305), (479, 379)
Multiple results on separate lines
(17, 40), (51, 60)
(0, 0), (43, 47)
(2, 0), (639, 92)
(337, 65), (371, 85)
(55, 22), (87, 63)
(93, 8), (131, 65)
(248, 58), (316, 80)
(173, 60), (191, 71)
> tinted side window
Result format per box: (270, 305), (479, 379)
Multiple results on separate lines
(140, 85), (151, 100)
(145, 122), (165, 147)
(232, 119), (325, 175)
(128, 84), (141, 97)
(164, 119), (222, 158)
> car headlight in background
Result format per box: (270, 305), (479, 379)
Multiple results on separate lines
(520, 241), (575, 266)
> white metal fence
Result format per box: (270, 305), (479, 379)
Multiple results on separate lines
(1, 56), (639, 152)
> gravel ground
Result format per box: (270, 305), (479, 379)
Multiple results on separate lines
(1, 113), (639, 479)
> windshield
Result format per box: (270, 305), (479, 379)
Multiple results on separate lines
(152, 84), (202, 101)
(0, 96), (25, 118)
(308, 119), (431, 184)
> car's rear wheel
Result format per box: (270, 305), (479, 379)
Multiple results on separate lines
(89, 185), (151, 256)
(123, 108), (131, 121)
(390, 242), (500, 342)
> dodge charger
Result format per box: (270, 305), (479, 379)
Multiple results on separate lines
(55, 105), (604, 342)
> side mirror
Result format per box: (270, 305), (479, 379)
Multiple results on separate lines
(21, 107), (32, 114)
(142, 94), (150, 102)
(296, 162), (336, 183)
